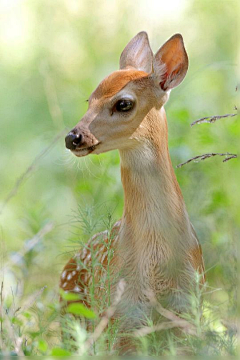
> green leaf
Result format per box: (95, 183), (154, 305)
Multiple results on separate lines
(67, 303), (96, 319)
(23, 311), (31, 319)
(38, 339), (48, 353)
(60, 289), (82, 301)
(51, 348), (72, 356)
(11, 317), (23, 326)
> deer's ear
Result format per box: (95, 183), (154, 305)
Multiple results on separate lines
(120, 31), (153, 73)
(153, 34), (188, 91)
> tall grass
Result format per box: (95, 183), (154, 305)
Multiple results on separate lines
(0, 209), (237, 356)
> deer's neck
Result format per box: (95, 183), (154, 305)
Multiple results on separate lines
(118, 107), (193, 268)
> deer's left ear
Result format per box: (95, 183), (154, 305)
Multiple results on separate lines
(120, 31), (153, 73)
(153, 34), (188, 91)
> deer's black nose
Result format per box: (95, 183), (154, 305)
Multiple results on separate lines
(65, 132), (82, 150)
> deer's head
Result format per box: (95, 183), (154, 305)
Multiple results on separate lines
(65, 32), (188, 157)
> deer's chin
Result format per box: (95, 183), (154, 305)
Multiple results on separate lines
(72, 144), (99, 157)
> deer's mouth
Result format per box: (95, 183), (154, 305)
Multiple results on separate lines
(72, 143), (100, 157)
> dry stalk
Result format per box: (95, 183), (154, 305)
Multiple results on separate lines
(3, 312), (25, 356)
(0, 280), (45, 354)
(0, 129), (66, 215)
(0, 281), (3, 348)
(191, 112), (237, 126)
(133, 320), (195, 337)
(18, 286), (47, 314)
(177, 152), (237, 168)
(82, 279), (126, 354)
(3, 222), (54, 270)
(146, 291), (197, 336)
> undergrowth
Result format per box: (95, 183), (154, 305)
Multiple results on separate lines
(0, 208), (237, 357)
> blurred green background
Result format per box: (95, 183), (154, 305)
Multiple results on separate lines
(0, 0), (239, 328)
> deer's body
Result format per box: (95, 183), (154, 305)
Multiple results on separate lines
(60, 32), (204, 343)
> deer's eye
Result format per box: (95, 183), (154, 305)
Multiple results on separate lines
(115, 99), (134, 112)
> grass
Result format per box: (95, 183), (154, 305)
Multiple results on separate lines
(0, 209), (237, 357)
(0, 0), (238, 356)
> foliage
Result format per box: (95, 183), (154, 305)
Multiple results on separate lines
(0, 0), (239, 356)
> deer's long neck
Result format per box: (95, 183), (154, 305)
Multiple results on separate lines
(118, 107), (193, 271)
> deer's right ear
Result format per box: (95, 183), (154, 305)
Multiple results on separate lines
(119, 31), (153, 73)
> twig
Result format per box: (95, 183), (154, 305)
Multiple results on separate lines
(0, 282), (45, 354)
(81, 279), (126, 355)
(147, 291), (197, 336)
(0, 129), (66, 215)
(191, 113), (237, 126)
(4, 312), (25, 356)
(177, 152), (237, 168)
(4, 222), (54, 270)
(0, 281), (3, 347)
(222, 154), (237, 162)
(134, 320), (195, 337)
(18, 286), (47, 314)
(15, 337), (24, 356)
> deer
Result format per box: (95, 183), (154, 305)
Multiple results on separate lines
(60, 32), (205, 352)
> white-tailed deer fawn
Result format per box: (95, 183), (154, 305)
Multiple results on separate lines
(60, 32), (205, 349)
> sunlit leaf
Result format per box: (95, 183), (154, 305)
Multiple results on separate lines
(11, 317), (23, 326)
(67, 303), (96, 319)
(51, 348), (72, 356)
(60, 289), (82, 301)
(38, 339), (48, 353)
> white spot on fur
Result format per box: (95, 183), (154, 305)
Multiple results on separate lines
(102, 230), (108, 238)
(72, 271), (76, 276)
(67, 273), (72, 281)
(73, 285), (81, 292)
(62, 282), (67, 288)
(61, 270), (67, 280)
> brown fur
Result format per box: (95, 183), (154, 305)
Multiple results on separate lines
(59, 221), (121, 308)
(90, 69), (148, 100)
(60, 106), (205, 310)
(60, 32), (205, 354)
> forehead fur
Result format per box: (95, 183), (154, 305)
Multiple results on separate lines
(91, 69), (148, 100)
